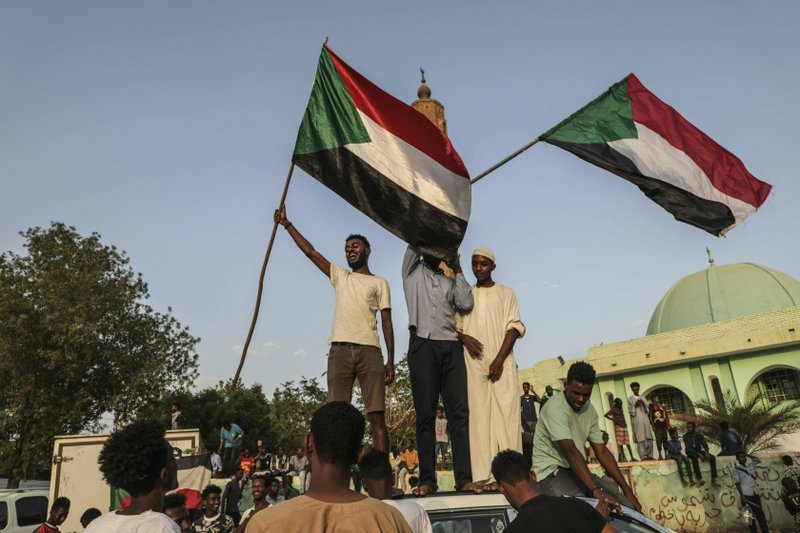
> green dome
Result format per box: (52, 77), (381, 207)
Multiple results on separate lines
(647, 263), (800, 335)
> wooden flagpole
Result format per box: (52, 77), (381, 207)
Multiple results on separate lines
(470, 137), (540, 184)
(231, 163), (295, 389)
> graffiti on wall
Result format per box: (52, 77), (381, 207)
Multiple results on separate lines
(618, 455), (795, 532)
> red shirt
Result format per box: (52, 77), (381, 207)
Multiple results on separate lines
(33, 524), (59, 533)
(239, 455), (254, 475)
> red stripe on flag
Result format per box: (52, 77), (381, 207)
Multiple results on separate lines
(324, 46), (469, 179)
(627, 74), (771, 208)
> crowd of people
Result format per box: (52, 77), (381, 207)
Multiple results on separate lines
(41, 219), (799, 533)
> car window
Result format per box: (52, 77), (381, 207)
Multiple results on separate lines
(0, 501), (8, 530)
(429, 507), (514, 533)
(15, 496), (48, 527)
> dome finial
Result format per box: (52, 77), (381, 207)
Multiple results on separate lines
(706, 246), (715, 267)
(417, 67), (431, 99)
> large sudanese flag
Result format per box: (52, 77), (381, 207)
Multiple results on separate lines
(292, 45), (471, 259)
(540, 74), (772, 236)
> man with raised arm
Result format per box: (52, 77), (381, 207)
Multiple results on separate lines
(402, 245), (477, 496)
(533, 362), (642, 513)
(457, 247), (526, 489)
(275, 207), (394, 452)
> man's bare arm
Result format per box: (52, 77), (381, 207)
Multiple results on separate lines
(274, 207), (330, 277)
(592, 441), (642, 512)
(380, 308), (395, 385)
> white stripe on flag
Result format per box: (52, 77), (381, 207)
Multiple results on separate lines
(608, 124), (754, 229)
(345, 111), (471, 221)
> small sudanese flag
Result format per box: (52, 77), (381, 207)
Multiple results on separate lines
(292, 45), (471, 259)
(540, 74), (772, 236)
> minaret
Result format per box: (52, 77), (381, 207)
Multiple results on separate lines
(411, 68), (447, 134)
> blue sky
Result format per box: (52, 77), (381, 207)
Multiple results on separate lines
(2, 1), (798, 394)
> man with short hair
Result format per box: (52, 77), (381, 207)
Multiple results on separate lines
(666, 427), (694, 487)
(270, 446), (289, 478)
(276, 208), (394, 452)
(86, 420), (180, 532)
(280, 475), (300, 501)
(402, 245), (476, 496)
(399, 440), (420, 493)
(252, 445), (270, 474)
(539, 385), (555, 409)
(434, 407), (449, 470)
(245, 402), (411, 532)
(359, 449), (434, 533)
(80, 508), (102, 529)
(627, 382), (653, 460)
(191, 485), (234, 533)
(287, 446), (309, 492)
(206, 446), (224, 478)
(604, 398), (634, 463)
(492, 450), (617, 533)
(218, 422), (244, 474)
(163, 493), (191, 533)
(458, 247), (525, 488)
(720, 421), (744, 456)
(170, 402), (185, 430)
(783, 455), (800, 481)
(235, 475), (268, 533)
(649, 395), (671, 460)
(34, 497), (70, 533)
(264, 478), (285, 507)
(732, 451), (770, 533)
(220, 469), (244, 526)
(520, 382), (540, 438)
(533, 362), (642, 513)
(683, 422), (718, 486)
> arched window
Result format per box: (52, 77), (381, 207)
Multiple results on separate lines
(647, 386), (694, 414)
(747, 368), (800, 404)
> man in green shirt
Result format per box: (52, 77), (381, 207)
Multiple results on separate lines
(533, 362), (642, 513)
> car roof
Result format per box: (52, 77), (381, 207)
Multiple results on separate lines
(403, 492), (674, 533)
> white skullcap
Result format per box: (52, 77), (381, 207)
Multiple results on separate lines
(472, 247), (495, 263)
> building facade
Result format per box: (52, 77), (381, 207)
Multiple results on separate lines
(519, 261), (800, 454)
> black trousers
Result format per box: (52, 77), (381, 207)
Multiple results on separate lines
(745, 494), (770, 533)
(408, 334), (472, 489)
(688, 453), (717, 480)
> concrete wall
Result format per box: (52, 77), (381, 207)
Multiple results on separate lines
(591, 453), (799, 533)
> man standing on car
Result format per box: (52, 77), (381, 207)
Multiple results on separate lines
(402, 245), (478, 496)
(458, 247), (526, 489)
(492, 450), (617, 533)
(275, 207), (394, 452)
(533, 362), (642, 513)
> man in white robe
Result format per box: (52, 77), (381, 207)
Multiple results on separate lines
(627, 382), (653, 460)
(458, 247), (525, 488)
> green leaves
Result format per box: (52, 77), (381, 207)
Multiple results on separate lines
(0, 222), (199, 487)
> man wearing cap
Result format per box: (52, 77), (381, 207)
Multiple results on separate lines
(458, 247), (526, 489)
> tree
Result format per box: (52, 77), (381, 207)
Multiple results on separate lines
(384, 356), (416, 447)
(267, 377), (327, 450)
(0, 223), (199, 487)
(682, 390), (800, 454)
(153, 381), (275, 453)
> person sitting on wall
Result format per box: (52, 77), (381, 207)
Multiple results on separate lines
(666, 427), (695, 487)
(683, 422), (718, 487)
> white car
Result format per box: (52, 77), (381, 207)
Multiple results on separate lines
(413, 492), (675, 533)
(0, 489), (49, 533)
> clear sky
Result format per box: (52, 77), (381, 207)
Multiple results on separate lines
(2, 1), (798, 394)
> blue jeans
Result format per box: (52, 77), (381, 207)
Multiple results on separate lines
(408, 333), (471, 489)
(668, 452), (692, 480)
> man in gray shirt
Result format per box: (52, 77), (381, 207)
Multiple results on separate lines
(402, 246), (477, 495)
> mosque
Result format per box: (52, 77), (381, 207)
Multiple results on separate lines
(518, 256), (800, 453)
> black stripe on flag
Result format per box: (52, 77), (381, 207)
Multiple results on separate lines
(293, 148), (468, 259)
(546, 140), (736, 235)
